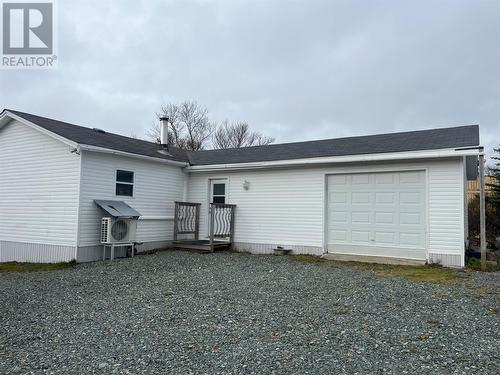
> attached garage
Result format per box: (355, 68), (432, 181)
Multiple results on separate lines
(327, 170), (427, 260)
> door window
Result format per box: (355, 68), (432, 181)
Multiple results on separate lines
(212, 183), (226, 204)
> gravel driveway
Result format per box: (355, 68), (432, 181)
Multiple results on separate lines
(1, 250), (498, 374)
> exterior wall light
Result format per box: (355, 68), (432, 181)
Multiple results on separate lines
(243, 180), (250, 190)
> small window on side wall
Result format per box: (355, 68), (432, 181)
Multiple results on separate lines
(116, 170), (134, 197)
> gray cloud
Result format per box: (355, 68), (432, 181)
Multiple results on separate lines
(1, 0), (499, 160)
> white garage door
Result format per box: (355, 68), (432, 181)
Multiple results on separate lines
(327, 171), (427, 260)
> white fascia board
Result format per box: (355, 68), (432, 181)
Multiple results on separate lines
(78, 144), (189, 167)
(0, 111), (78, 148)
(186, 148), (483, 172)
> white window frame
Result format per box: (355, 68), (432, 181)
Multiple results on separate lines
(209, 178), (227, 204)
(115, 169), (135, 198)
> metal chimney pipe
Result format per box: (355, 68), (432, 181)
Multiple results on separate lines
(159, 116), (169, 147)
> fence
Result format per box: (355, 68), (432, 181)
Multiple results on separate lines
(467, 176), (496, 202)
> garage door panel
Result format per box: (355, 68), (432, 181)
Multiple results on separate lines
(400, 232), (424, 247)
(330, 230), (347, 241)
(329, 211), (348, 223)
(351, 211), (370, 223)
(399, 192), (422, 204)
(399, 212), (422, 225)
(400, 172), (424, 185)
(352, 174), (370, 184)
(351, 231), (370, 243)
(352, 192), (370, 203)
(330, 192), (347, 203)
(374, 231), (395, 244)
(375, 211), (395, 224)
(375, 192), (395, 204)
(375, 173), (395, 184)
(327, 171), (426, 260)
(329, 175), (348, 185)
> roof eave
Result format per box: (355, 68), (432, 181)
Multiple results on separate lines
(78, 144), (189, 167)
(186, 147), (483, 172)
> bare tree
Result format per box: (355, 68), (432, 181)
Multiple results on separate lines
(212, 121), (275, 149)
(147, 101), (215, 150)
(147, 101), (274, 150)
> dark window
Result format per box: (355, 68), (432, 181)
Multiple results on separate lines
(116, 183), (133, 197)
(213, 196), (225, 204)
(116, 170), (134, 197)
(117, 170), (134, 183)
(212, 182), (226, 204)
(213, 183), (225, 196)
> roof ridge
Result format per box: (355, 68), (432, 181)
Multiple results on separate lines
(190, 124), (480, 154)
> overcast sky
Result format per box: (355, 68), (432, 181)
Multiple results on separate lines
(1, 0), (499, 159)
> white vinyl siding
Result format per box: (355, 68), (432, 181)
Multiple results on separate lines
(0, 120), (80, 261)
(427, 159), (465, 260)
(187, 158), (465, 266)
(78, 151), (187, 248)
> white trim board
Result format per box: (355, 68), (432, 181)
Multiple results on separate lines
(187, 148), (483, 172)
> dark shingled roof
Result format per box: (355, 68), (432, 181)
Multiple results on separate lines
(4, 109), (479, 166)
(187, 125), (480, 165)
(4, 110), (190, 163)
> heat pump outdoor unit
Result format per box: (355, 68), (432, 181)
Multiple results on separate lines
(101, 217), (137, 244)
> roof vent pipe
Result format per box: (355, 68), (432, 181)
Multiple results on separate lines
(159, 116), (169, 147)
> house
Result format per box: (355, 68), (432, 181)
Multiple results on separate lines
(0, 109), (482, 267)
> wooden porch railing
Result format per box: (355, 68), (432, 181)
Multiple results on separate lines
(209, 203), (236, 244)
(173, 202), (201, 241)
(173, 201), (236, 252)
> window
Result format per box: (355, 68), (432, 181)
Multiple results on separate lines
(211, 182), (226, 204)
(116, 170), (134, 197)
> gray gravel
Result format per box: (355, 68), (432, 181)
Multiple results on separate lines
(0, 250), (499, 374)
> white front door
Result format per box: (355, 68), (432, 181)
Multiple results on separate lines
(210, 179), (227, 205)
(327, 171), (427, 259)
(208, 179), (228, 236)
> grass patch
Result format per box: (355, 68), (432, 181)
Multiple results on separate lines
(333, 260), (466, 285)
(289, 255), (327, 264)
(465, 257), (500, 272)
(360, 263), (467, 285)
(289, 255), (466, 285)
(0, 261), (76, 272)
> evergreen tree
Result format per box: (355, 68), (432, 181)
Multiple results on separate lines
(487, 146), (500, 207)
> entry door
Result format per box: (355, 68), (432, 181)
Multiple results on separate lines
(208, 179), (227, 235)
(210, 179), (227, 204)
(327, 171), (427, 260)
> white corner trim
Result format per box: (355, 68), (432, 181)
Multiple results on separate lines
(78, 144), (189, 167)
(0, 111), (78, 148)
(186, 148), (483, 172)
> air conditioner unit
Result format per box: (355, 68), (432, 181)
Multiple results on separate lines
(101, 217), (137, 244)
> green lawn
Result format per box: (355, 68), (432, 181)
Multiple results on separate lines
(0, 261), (76, 272)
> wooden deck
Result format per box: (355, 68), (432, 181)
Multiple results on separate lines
(173, 239), (232, 252)
(172, 202), (236, 253)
